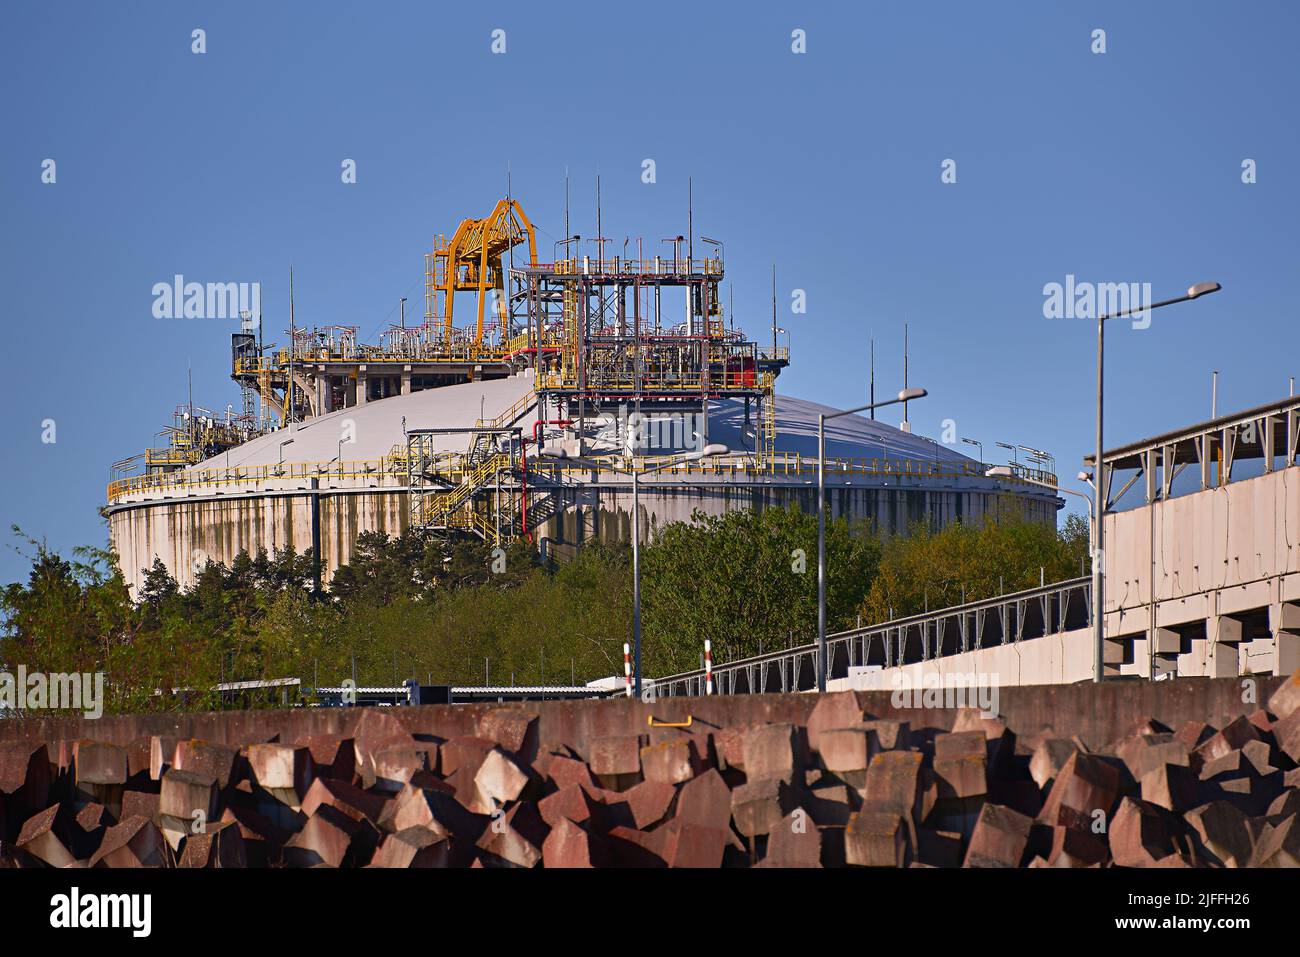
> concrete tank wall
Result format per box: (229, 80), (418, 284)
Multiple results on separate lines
(108, 482), (1056, 595)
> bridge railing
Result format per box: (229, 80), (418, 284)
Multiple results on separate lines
(638, 576), (1092, 699)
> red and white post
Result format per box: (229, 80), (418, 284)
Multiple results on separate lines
(623, 642), (633, 697)
(704, 639), (714, 695)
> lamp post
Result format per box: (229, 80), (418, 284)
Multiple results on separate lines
(818, 387), (927, 691)
(1088, 281), (1220, 683)
(541, 442), (728, 696)
(278, 437), (294, 468)
(960, 437), (983, 463)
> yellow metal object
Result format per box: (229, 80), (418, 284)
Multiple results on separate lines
(648, 714), (693, 728)
(760, 372), (777, 463)
(425, 198), (537, 352)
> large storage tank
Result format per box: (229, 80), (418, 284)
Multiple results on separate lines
(106, 371), (1061, 594)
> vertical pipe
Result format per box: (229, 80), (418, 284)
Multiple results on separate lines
(1094, 316), (1105, 683)
(817, 414), (827, 692)
(289, 266), (296, 426)
(870, 338), (875, 419)
(310, 477), (321, 595)
(771, 265), (777, 358)
(632, 470), (643, 697)
(902, 322), (909, 429)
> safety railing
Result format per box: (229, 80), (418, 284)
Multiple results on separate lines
(108, 448), (1057, 503)
(476, 392), (537, 431)
(107, 458), (393, 501)
(535, 372), (766, 393)
(539, 257), (724, 278)
(413, 452), (512, 526)
(641, 576), (1092, 699)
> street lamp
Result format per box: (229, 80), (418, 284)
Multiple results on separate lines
(987, 464), (1092, 528)
(818, 387), (927, 691)
(1018, 444), (1056, 477)
(960, 437), (983, 462)
(541, 441), (728, 696)
(1088, 280), (1220, 683)
(277, 436), (295, 469)
(555, 235), (581, 262)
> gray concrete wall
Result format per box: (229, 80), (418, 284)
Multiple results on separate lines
(1102, 465), (1300, 678)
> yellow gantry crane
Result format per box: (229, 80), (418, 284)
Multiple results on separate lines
(425, 198), (537, 352)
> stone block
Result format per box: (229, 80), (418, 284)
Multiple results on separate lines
(368, 826), (454, 868)
(1140, 764), (1199, 813)
(473, 748), (532, 813)
(476, 802), (548, 868)
(246, 743), (314, 808)
(861, 751), (926, 825)
(1037, 752), (1119, 830)
(731, 776), (798, 838)
(965, 804), (1033, 868)
(1024, 738), (1076, 790)
(1267, 669), (1300, 720)
(845, 811), (908, 867)
(477, 708), (538, 760)
(1109, 797), (1188, 868)
(178, 820), (247, 868)
(760, 809), (822, 868)
(640, 739), (701, 786)
(16, 805), (76, 868)
(587, 738), (642, 780)
(89, 816), (168, 868)
(933, 731), (988, 800)
(173, 739), (239, 790)
(741, 723), (799, 783)
(149, 736), (180, 781)
(806, 692), (864, 754)
(1185, 801), (1253, 867)
(283, 807), (357, 868)
(542, 817), (608, 868)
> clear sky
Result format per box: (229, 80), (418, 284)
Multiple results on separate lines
(2, 1), (1297, 584)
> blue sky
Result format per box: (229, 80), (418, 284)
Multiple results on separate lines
(2, 1), (1297, 584)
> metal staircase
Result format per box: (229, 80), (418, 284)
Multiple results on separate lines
(406, 390), (540, 541)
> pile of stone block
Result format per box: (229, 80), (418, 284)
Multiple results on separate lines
(2, 673), (1299, 868)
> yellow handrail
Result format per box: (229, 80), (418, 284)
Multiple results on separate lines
(108, 452), (1057, 502)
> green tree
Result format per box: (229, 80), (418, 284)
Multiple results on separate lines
(639, 506), (880, 674)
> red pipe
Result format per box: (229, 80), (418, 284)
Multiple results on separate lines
(520, 418), (572, 542)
